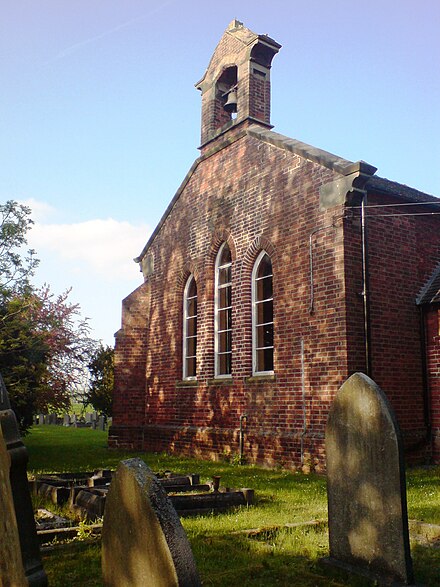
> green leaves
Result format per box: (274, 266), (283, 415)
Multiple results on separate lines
(85, 345), (114, 416)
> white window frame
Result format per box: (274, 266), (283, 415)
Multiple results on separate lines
(183, 275), (197, 380)
(252, 250), (274, 376)
(214, 243), (232, 378)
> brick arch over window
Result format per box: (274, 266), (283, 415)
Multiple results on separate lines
(177, 264), (199, 292)
(236, 236), (277, 294)
(207, 229), (237, 264)
(242, 236), (277, 271)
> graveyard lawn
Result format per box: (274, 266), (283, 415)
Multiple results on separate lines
(27, 426), (440, 587)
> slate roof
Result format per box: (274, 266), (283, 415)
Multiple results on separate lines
(366, 175), (440, 205)
(417, 263), (440, 305)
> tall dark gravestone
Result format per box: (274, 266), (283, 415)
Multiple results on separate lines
(0, 374), (47, 587)
(325, 372), (414, 585)
(0, 423), (27, 586)
(102, 458), (201, 587)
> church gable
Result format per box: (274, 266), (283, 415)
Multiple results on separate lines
(110, 20), (440, 469)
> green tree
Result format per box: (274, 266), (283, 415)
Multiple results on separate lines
(0, 200), (38, 297)
(0, 200), (98, 432)
(86, 345), (114, 416)
(0, 286), (97, 432)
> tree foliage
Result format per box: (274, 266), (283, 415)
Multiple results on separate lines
(0, 201), (98, 432)
(0, 200), (38, 297)
(86, 345), (114, 417)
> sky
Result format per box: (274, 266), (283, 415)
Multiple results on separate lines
(1, 0), (439, 345)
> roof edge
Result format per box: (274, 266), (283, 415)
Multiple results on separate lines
(416, 261), (440, 305)
(134, 158), (202, 263)
(246, 125), (377, 176)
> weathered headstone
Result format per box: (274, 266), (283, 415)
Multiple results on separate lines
(38, 413), (45, 425)
(63, 414), (71, 426)
(0, 374), (48, 586)
(0, 423), (27, 586)
(98, 415), (106, 431)
(325, 372), (414, 585)
(102, 458), (201, 587)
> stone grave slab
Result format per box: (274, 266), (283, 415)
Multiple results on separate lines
(325, 372), (414, 585)
(102, 458), (201, 587)
(0, 423), (27, 586)
(0, 374), (47, 586)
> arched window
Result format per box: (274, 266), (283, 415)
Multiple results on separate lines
(252, 251), (274, 374)
(183, 275), (197, 379)
(215, 243), (232, 377)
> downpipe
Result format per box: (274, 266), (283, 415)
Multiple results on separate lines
(300, 338), (307, 466)
(239, 414), (248, 464)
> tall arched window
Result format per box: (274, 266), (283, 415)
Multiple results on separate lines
(183, 275), (197, 379)
(215, 243), (232, 377)
(252, 251), (274, 374)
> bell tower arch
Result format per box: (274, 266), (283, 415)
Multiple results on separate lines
(195, 20), (281, 149)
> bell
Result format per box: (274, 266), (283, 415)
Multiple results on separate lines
(223, 89), (238, 113)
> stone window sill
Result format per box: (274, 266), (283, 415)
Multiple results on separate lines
(175, 380), (199, 388)
(207, 378), (234, 386)
(245, 374), (276, 383)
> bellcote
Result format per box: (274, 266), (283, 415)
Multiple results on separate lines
(195, 20), (281, 149)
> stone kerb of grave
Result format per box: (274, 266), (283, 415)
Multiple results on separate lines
(0, 423), (27, 587)
(325, 372), (414, 585)
(102, 458), (201, 587)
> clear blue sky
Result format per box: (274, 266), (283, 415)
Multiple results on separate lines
(1, 0), (439, 344)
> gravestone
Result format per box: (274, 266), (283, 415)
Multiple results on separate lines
(325, 372), (414, 585)
(0, 423), (27, 586)
(38, 413), (44, 425)
(63, 414), (71, 426)
(0, 374), (48, 586)
(102, 458), (201, 587)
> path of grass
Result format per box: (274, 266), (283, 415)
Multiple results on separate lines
(27, 426), (440, 586)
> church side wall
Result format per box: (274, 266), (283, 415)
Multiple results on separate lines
(344, 194), (440, 462)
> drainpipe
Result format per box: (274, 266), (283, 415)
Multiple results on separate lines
(300, 338), (307, 466)
(361, 194), (372, 377)
(239, 414), (247, 464)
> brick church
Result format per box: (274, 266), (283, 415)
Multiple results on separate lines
(109, 20), (440, 469)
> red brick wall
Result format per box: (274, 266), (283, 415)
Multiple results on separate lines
(426, 307), (440, 461)
(108, 283), (149, 450)
(343, 194), (440, 461)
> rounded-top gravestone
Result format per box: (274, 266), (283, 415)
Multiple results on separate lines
(325, 372), (414, 585)
(102, 458), (201, 587)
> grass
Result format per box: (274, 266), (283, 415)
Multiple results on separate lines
(27, 426), (440, 586)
